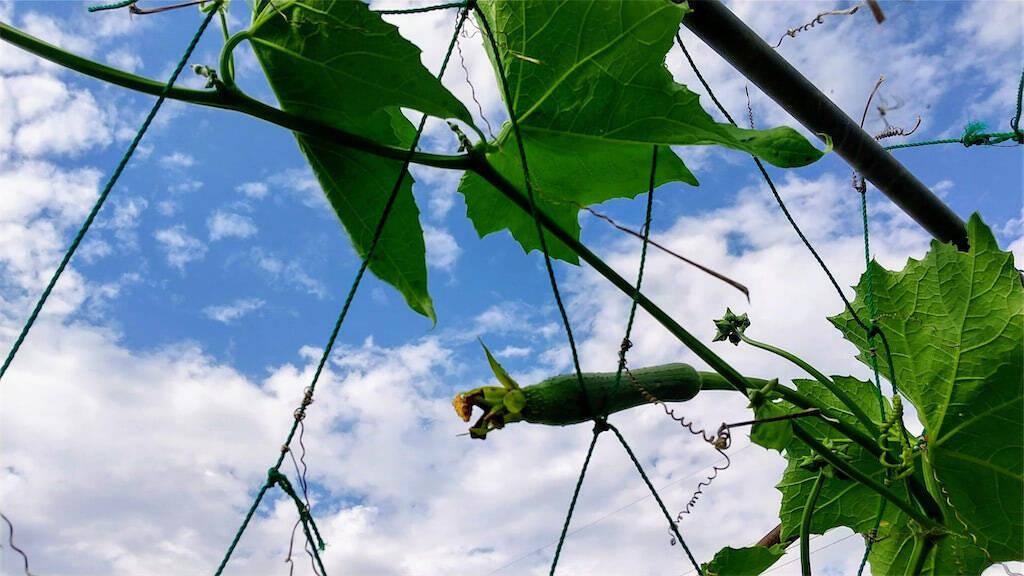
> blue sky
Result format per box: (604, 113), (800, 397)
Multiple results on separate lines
(1, 1), (1022, 575)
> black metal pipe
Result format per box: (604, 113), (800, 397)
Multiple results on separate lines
(682, 0), (969, 250)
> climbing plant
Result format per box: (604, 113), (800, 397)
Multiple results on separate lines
(0, 1), (1020, 575)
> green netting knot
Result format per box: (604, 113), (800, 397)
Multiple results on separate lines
(866, 322), (881, 339)
(961, 122), (992, 147)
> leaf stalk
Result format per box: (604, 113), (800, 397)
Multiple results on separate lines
(739, 333), (880, 436)
(800, 470), (826, 576)
(794, 425), (940, 530)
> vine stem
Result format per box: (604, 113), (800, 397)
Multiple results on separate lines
(906, 535), (937, 576)
(800, 471), (826, 576)
(793, 426), (939, 530)
(0, 21), (474, 171)
(2, 17), (945, 527)
(739, 333), (879, 436)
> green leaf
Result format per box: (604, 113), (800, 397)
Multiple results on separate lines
(480, 339), (520, 390)
(702, 544), (785, 576)
(749, 399), (792, 451)
(830, 213), (1024, 563)
(460, 127), (695, 262)
(866, 506), (989, 576)
(753, 377), (890, 541)
(460, 0), (824, 260)
(249, 0), (474, 321)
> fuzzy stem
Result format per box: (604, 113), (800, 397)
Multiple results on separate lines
(800, 471), (826, 576)
(740, 333), (879, 436)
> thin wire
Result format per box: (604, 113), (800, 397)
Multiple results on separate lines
(602, 146), (659, 417)
(577, 203), (749, 300)
(677, 32), (911, 574)
(487, 444), (756, 575)
(1013, 66), (1024, 138)
(374, 1), (466, 15)
(0, 2), (220, 384)
(456, 31), (496, 140)
(2, 513), (32, 576)
(473, 6), (591, 415)
(675, 35), (876, 337)
(608, 423), (704, 576)
(761, 531), (859, 575)
(212, 9), (470, 574)
(883, 131), (1021, 150)
(547, 428), (602, 576)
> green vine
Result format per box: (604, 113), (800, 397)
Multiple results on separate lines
(1, 3), (1019, 576)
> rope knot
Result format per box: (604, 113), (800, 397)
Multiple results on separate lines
(592, 418), (610, 435)
(267, 467), (286, 487)
(617, 337), (633, 365)
(866, 323), (881, 338)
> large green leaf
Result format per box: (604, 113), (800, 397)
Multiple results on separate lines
(701, 544), (785, 576)
(830, 213), (1024, 563)
(459, 0), (824, 260)
(752, 376), (890, 541)
(249, 0), (474, 320)
(460, 127), (696, 262)
(866, 505), (989, 576)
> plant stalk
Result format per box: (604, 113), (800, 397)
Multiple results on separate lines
(469, 152), (944, 523)
(793, 426), (939, 530)
(740, 333), (879, 436)
(905, 535), (936, 576)
(800, 470), (826, 576)
(2, 17), (946, 528)
(0, 21), (474, 171)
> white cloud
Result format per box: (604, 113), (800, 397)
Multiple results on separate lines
(3, 76), (113, 157)
(20, 12), (95, 57)
(251, 248), (327, 299)
(102, 196), (148, 249)
(105, 49), (143, 73)
(375, 1), (506, 145)
(237, 181), (269, 199)
(495, 345), (531, 359)
(207, 210), (258, 241)
(159, 151), (196, 170)
(2, 5), (1021, 576)
(203, 298), (265, 324)
(423, 224), (461, 271)
(156, 200), (179, 216)
(79, 238), (113, 263)
(269, 167), (327, 210)
(154, 225), (206, 272)
(0, 160), (100, 308)
(410, 164), (462, 220)
(169, 178), (203, 193)
(2, 171), (1021, 576)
